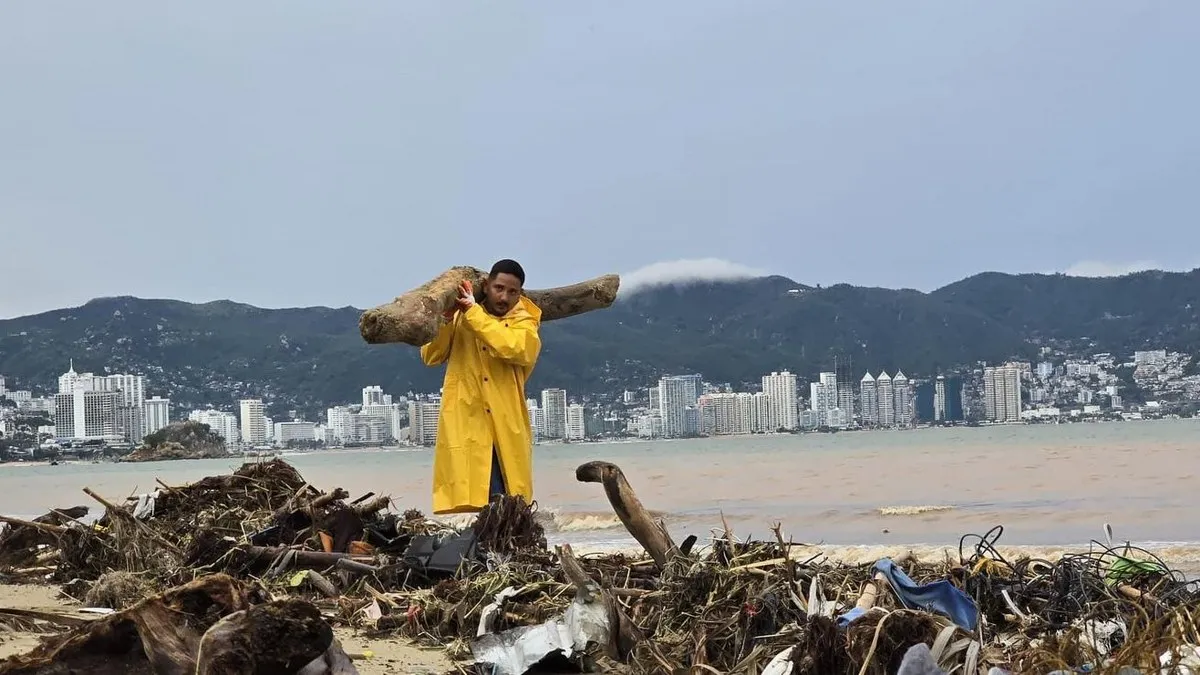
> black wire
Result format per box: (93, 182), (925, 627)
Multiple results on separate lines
(953, 526), (1200, 635)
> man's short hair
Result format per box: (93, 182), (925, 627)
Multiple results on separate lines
(489, 259), (526, 286)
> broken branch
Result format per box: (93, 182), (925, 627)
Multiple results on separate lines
(0, 515), (67, 536)
(575, 461), (679, 568)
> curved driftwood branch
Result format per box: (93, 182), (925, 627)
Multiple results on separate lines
(575, 461), (679, 568)
(359, 266), (620, 346)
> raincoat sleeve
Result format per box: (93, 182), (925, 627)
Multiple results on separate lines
(419, 318), (457, 366)
(461, 304), (541, 367)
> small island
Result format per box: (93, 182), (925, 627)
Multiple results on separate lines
(122, 420), (231, 462)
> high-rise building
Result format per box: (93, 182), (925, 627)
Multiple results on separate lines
(188, 409), (239, 442)
(0, 374), (6, 395)
(362, 386), (384, 407)
(239, 399), (267, 446)
(860, 372), (878, 425)
(54, 365), (148, 442)
(358, 404), (399, 443)
(54, 389), (121, 441)
(699, 392), (773, 435)
(809, 372), (839, 427)
(527, 399), (546, 441)
(105, 374), (146, 408)
(541, 389), (567, 439)
(144, 397), (171, 435)
(835, 357), (856, 421)
(876, 372), (895, 426)
(658, 376), (698, 438)
(761, 371), (798, 431)
(326, 406), (353, 444)
(566, 404), (586, 441)
(408, 399), (441, 446)
(984, 365), (1022, 422)
(934, 376), (946, 422)
(58, 361), (102, 395)
(893, 371), (913, 427)
(351, 410), (391, 444)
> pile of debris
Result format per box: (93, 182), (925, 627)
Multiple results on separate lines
(2, 457), (1199, 675)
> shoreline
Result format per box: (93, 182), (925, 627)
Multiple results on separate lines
(1, 414), (1191, 468)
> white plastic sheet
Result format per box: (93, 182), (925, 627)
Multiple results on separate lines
(470, 594), (610, 675)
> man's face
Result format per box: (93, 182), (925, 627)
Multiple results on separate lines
(484, 272), (523, 316)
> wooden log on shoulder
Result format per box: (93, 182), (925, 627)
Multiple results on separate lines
(359, 266), (621, 346)
(575, 461), (679, 569)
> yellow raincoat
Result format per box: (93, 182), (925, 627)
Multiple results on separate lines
(420, 297), (542, 514)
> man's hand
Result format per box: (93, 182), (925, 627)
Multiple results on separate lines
(455, 279), (476, 312)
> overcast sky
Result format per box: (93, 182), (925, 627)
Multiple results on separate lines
(2, 2), (1198, 318)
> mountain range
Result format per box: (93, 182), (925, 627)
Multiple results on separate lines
(1, 269), (1198, 418)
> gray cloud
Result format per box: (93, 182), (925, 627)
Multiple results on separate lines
(2, 2), (1198, 318)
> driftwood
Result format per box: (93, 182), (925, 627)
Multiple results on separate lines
(0, 516), (67, 536)
(359, 266), (621, 346)
(575, 461), (680, 569)
(310, 488), (350, 510)
(352, 494), (390, 517)
(0, 574), (249, 675)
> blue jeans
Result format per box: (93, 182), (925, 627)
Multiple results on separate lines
(489, 448), (506, 498)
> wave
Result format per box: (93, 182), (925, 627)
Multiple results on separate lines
(876, 505), (956, 516)
(559, 541), (1200, 574)
(538, 508), (669, 533)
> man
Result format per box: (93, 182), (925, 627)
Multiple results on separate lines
(419, 259), (542, 514)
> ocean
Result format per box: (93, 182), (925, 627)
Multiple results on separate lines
(3, 419), (1199, 571)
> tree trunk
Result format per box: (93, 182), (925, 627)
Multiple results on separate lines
(359, 266), (620, 346)
(575, 461), (679, 568)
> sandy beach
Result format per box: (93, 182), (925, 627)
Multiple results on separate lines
(0, 583), (454, 674)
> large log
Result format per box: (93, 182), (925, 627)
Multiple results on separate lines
(575, 461), (679, 568)
(359, 266), (621, 346)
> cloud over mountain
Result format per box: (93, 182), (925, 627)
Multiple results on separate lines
(621, 258), (768, 294)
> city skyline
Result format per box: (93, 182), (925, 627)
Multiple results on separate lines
(1, 344), (1194, 454)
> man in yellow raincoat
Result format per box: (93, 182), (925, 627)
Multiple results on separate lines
(420, 259), (542, 514)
